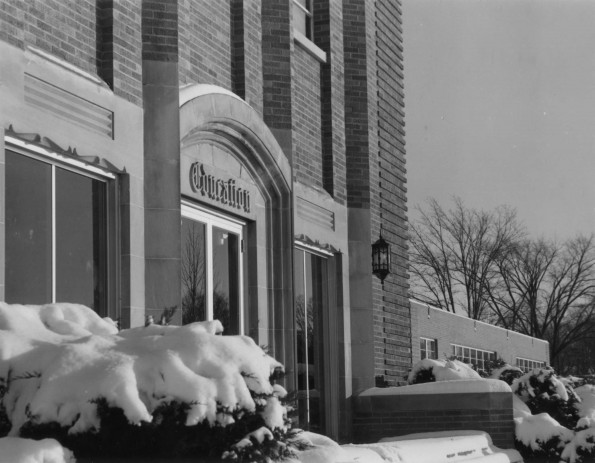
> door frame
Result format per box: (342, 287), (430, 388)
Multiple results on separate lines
(181, 200), (246, 334)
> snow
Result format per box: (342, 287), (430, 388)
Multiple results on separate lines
(574, 384), (595, 429)
(0, 437), (75, 463)
(511, 367), (569, 402)
(292, 431), (522, 463)
(560, 427), (595, 463)
(361, 379), (511, 396)
(512, 394), (573, 451)
(0, 302), (285, 437)
(406, 358), (482, 383)
(489, 365), (522, 380)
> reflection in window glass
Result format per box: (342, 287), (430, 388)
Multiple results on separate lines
(420, 337), (437, 360)
(212, 226), (240, 335)
(292, 0), (313, 39)
(181, 213), (243, 335)
(516, 357), (545, 373)
(5, 152), (109, 313)
(56, 168), (107, 312)
(181, 218), (207, 324)
(294, 248), (327, 433)
(5, 152), (52, 304)
(451, 344), (496, 372)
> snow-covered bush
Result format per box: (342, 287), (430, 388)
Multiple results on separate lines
(512, 367), (581, 429)
(513, 393), (574, 462)
(510, 367), (595, 462)
(406, 358), (481, 384)
(0, 436), (75, 463)
(488, 363), (523, 385)
(0, 302), (303, 462)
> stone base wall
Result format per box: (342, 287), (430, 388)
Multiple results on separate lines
(353, 391), (514, 449)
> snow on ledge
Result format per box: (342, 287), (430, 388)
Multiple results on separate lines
(360, 379), (512, 397)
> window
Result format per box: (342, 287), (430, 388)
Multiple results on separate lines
(292, 0), (313, 40)
(516, 357), (545, 373)
(294, 247), (329, 433)
(5, 148), (113, 315)
(181, 203), (245, 335)
(451, 344), (496, 372)
(420, 337), (438, 360)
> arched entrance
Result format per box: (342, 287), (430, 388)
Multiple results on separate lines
(179, 85), (294, 385)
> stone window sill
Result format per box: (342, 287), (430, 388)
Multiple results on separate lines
(293, 29), (327, 63)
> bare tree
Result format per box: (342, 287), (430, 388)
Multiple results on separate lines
(181, 222), (206, 324)
(409, 197), (524, 319)
(488, 235), (595, 368)
(485, 238), (557, 332)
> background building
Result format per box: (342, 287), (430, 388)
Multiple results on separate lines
(0, 0), (408, 441)
(411, 299), (550, 373)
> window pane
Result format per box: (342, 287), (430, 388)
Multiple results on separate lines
(430, 340), (437, 359)
(212, 226), (240, 335)
(5, 152), (52, 304)
(294, 249), (327, 433)
(294, 249), (308, 427)
(181, 218), (206, 324)
(55, 168), (107, 313)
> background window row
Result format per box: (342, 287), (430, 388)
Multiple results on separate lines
(451, 344), (496, 372)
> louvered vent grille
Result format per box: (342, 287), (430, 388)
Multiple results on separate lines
(296, 197), (335, 231)
(24, 74), (113, 139)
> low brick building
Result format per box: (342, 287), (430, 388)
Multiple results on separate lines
(411, 299), (550, 372)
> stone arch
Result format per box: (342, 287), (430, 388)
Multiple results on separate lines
(179, 84), (294, 382)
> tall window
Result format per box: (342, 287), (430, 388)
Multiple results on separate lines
(294, 247), (328, 432)
(181, 203), (245, 335)
(420, 337), (438, 360)
(292, 0), (313, 40)
(5, 149), (110, 315)
(451, 344), (496, 372)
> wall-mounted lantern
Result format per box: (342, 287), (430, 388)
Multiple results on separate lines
(371, 232), (391, 283)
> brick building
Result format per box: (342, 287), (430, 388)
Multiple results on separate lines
(411, 299), (550, 372)
(0, 0), (408, 441)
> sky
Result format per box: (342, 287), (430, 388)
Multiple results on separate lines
(402, 0), (595, 240)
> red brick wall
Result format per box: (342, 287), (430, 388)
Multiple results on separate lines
(261, 1), (293, 134)
(344, 0), (410, 386)
(98, 0), (143, 105)
(374, 0), (410, 385)
(0, 0), (97, 74)
(231, 0), (263, 115)
(315, 0), (346, 203)
(344, 0), (376, 210)
(142, 0), (178, 63)
(292, 46), (323, 188)
(178, 0), (232, 88)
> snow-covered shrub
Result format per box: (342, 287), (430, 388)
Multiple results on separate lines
(406, 358), (481, 384)
(0, 302), (303, 462)
(512, 367), (581, 429)
(0, 436), (75, 463)
(513, 394), (574, 462)
(489, 363), (524, 385)
(509, 367), (595, 462)
(575, 385), (595, 430)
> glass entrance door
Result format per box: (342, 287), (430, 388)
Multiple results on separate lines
(294, 248), (329, 433)
(181, 203), (245, 335)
